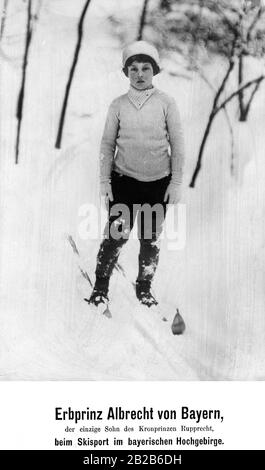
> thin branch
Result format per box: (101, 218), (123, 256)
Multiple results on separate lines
(15, 0), (32, 164)
(190, 73), (264, 186)
(55, 0), (91, 149)
(215, 74), (265, 114)
(188, 25), (242, 187)
(238, 53), (245, 120)
(137, 0), (149, 40)
(243, 77), (263, 119)
(246, 6), (263, 43)
(189, 56), (235, 187)
(198, 68), (235, 167)
(212, 58), (235, 110)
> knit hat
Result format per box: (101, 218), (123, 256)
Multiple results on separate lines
(122, 41), (160, 76)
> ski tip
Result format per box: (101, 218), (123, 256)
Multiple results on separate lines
(84, 298), (112, 318)
(171, 310), (186, 335)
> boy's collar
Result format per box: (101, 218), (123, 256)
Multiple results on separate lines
(127, 85), (156, 109)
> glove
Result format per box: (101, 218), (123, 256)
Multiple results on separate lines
(163, 182), (182, 205)
(100, 181), (114, 210)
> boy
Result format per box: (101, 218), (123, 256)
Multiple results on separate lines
(88, 40), (185, 310)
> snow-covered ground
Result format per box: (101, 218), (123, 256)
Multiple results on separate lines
(0, 0), (265, 380)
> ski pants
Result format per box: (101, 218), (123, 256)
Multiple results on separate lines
(95, 170), (171, 288)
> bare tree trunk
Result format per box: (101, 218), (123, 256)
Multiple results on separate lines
(198, 69), (235, 174)
(137, 0), (149, 40)
(238, 54), (246, 121)
(190, 72), (264, 187)
(237, 5), (265, 121)
(189, 110), (216, 188)
(243, 78), (263, 120)
(190, 58), (235, 187)
(55, 0), (92, 149)
(215, 75), (265, 114)
(0, 0), (8, 39)
(15, 0), (32, 164)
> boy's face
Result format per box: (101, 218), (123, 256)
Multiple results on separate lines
(127, 61), (154, 90)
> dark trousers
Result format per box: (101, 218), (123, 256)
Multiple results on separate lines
(95, 171), (171, 291)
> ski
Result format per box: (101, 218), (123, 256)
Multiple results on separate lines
(67, 235), (112, 319)
(67, 235), (185, 332)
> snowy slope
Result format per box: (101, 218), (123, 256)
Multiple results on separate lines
(0, 0), (264, 380)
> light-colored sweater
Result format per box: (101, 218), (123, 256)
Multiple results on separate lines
(100, 86), (185, 185)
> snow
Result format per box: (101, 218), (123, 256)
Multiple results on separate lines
(0, 0), (265, 381)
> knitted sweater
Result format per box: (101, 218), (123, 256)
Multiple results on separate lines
(100, 86), (185, 185)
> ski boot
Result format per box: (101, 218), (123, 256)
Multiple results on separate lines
(135, 280), (158, 308)
(84, 277), (110, 315)
(87, 289), (109, 307)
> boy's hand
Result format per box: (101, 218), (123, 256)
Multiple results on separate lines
(164, 182), (182, 205)
(100, 181), (114, 209)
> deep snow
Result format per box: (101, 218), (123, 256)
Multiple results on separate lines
(0, 0), (265, 380)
